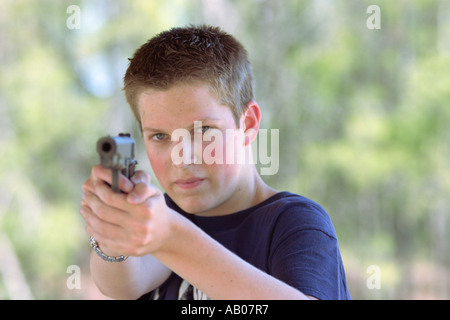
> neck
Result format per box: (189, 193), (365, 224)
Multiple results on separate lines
(201, 164), (277, 217)
(248, 167), (278, 207)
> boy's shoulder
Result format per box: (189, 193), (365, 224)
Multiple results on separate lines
(249, 191), (338, 239)
(254, 191), (327, 214)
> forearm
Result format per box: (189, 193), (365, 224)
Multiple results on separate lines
(90, 251), (170, 299)
(153, 215), (309, 300)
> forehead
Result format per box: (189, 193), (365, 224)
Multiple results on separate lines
(138, 83), (234, 130)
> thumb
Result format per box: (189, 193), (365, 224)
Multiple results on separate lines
(127, 171), (160, 204)
(130, 170), (152, 185)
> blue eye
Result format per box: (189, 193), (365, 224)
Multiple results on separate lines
(152, 133), (167, 141)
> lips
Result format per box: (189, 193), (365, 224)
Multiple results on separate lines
(174, 177), (205, 189)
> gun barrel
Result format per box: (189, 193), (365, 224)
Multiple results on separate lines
(96, 134), (136, 170)
(96, 133), (137, 193)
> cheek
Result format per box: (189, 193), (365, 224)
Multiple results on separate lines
(221, 131), (246, 165)
(202, 129), (245, 165)
(146, 149), (169, 181)
(206, 162), (240, 188)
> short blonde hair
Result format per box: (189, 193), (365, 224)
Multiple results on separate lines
(123, 25), (254, 131)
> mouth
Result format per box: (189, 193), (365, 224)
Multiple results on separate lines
(174, 177), (205, 190)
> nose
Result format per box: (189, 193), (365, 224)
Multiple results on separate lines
(171, 137), (201, 167)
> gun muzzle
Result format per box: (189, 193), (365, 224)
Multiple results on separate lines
(97, 133), (135, 170)
(96, 133), (137, 192)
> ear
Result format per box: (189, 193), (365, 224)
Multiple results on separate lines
(239, 100), (261, 146)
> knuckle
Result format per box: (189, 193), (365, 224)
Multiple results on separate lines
(129, 235), (146, 251)
(132, 220), (151, 238)
(140, 200), (154, 214)
(132, 170), (151, 184)
(95, 221), (108, 237)
(101, 189), (115, 205)
(95, 184), (116, 206)
(82, 178), (94, 193)
(129, 220), (152, 243)
(91, 165), (100, 178)
(133, 183), (147, 199)
(95, 203), (110, 220)
(142, 172), (152, 183)
(127, 246), (143, 257)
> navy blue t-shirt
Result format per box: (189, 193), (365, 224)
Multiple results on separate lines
(140, 191), (350, 300)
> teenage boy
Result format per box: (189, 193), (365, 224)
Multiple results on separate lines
(80, 25), (350, 300)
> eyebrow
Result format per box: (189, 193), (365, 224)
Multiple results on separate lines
(142, 117), (223, 133)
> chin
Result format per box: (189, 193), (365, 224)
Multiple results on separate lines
(171, 193), (215, 215)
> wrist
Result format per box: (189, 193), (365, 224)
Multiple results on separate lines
(152, 210), (202, 261)
(90, 236), (128, 262)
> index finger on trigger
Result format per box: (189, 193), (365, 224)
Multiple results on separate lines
(93, 165), (134, 193)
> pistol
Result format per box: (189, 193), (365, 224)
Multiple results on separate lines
(96, 133), (138, 193)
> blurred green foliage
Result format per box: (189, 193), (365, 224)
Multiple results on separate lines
(0, 0), (448, 299)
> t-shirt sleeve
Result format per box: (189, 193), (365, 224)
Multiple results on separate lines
(268, 203), (349, 300)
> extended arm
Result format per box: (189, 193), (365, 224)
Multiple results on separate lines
(89, 251), (171, 299)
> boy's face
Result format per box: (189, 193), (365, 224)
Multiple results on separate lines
(138, 83), (251, 216)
